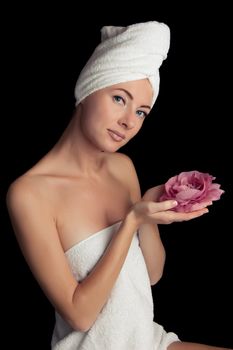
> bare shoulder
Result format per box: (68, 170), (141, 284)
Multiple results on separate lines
(6, 173), (57, 250)
(6, 173), (51, 215)
(105, 152), (136, 174)
(106, 152), (141, 202)
(7, 175), (36, 210)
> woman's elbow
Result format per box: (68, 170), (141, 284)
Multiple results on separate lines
(68, 316), (92, 333)
(67, 299), (96, 332)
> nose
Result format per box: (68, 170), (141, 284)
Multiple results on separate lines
(118, 111), (136, 130)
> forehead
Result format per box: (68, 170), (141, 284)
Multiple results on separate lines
(110, 79), (151, 91)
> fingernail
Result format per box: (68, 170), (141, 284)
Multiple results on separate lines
(172, 201), (178, 206)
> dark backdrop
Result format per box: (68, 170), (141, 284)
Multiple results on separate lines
(1, 3), (232, 349)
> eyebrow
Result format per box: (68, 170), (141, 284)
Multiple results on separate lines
(115, 88), (151, 110)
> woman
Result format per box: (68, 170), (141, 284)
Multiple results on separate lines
(6, 21), (231, 349)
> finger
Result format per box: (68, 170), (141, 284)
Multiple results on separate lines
(148, 207), (208, 224)
(148, 200), (178, 213)
(181, 208), (209, 221)
(199, 201), (213, 208)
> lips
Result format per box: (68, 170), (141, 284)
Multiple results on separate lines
(107, 129), (126, 141)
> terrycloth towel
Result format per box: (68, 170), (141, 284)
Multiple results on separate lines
(74, 21), (170, 107)
(51, 222), (179, 349)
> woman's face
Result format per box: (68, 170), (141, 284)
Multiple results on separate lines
(79, 79), (153, 152)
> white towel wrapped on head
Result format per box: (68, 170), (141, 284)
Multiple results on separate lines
(74, 21), (170, 108)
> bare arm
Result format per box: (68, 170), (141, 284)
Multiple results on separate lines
(137, 223), (165, 285)
(6, 179), (79, 329)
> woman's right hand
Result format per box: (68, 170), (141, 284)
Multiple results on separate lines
(130, 199), (209, 227)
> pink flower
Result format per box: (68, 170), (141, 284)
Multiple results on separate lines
(159, 170), (224, 212)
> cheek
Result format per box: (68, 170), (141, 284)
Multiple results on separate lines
(81, 101), (99, 126)
(83, 98), (109, 123)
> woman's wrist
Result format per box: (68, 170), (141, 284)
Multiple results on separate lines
(125, 207), (142, 232)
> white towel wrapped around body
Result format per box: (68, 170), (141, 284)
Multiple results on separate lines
(74, 21), (170, 107)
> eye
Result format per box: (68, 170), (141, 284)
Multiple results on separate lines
(136, 110), (148, 118)
(113, 95), (125, 105)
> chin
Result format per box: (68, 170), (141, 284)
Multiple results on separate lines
(100, 147), (117, 153)
(94, 137), (126, 153)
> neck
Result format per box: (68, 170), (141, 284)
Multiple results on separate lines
(47, 107), (106, 177)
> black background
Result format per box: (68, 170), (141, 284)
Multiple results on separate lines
(1, 3), (232, 349)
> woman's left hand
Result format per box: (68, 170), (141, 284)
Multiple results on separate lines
(142, 184), (213, 211)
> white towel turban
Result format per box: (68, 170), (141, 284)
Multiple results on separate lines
(74, 21), (170, 108)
